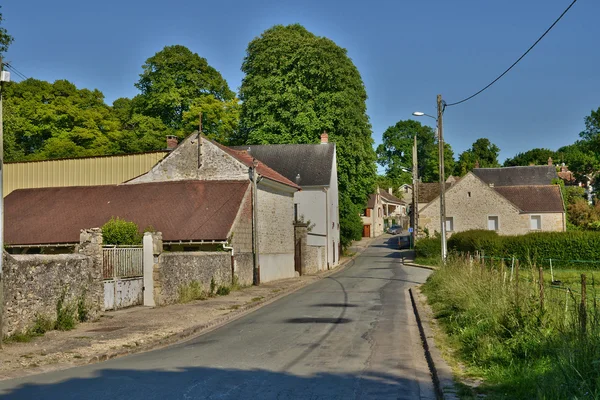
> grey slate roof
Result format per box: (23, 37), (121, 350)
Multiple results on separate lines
(231, 144), (335, 187)
(472, 166), (558, 187)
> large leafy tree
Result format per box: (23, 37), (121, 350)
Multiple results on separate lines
(456, 138), (500, 175)
(238, 24), (377, 246)
(376, 119), (455, 185)
(0, 7), (13, 56)
(134, 45), (235, 131)
(3, 79), (120, 161)
(504, 148), (556, 167)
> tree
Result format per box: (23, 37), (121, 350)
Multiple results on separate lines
(503, 148), (556, 167)
(134, 45), (235, 131)
(376, 119), (455, 185)
(102, 217), (142, 245)
(3, 79), (121, 161)
(182, 95), (240, 145)
(0, 7), (13, 56)
(238, 24), (377, 247)
(456, 138), (500, 175)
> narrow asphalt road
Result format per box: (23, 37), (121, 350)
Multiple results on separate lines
(0, 235), (434, 400)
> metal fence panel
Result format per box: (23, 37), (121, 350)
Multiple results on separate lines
(102, 247), (143, 279)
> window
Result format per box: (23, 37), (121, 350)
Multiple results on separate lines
(445, 217), (454, 232)
(488, 216), (499, 231)
(530, 215), (542, 230)
(467, 192), (472, 198)
(294, 204), (299, 222)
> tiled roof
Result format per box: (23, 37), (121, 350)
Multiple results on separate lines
(378, 188), (405, 205)
(231, 144), (335, 187)
(5, 180), (249, 245)
(417, 182), (452, 204)
(211, 139), (301, 190)
(367, 194), (377, 209)
(494, 185), (564, 213)
(472, 165), (558, 187)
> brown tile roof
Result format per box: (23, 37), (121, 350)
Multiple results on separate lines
(367, 194), (377, 209)
(209, 138), (301, 190)
(417, 182), (452, 204)
(5, 180), (249, 245)
(494, 185), (564, 213)
(378, 188), (405, 205)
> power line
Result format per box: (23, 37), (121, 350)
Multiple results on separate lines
(446, 0), (578, 107)
(3, 63), (28, 81)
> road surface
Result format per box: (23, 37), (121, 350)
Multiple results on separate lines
(0, 235), (434, 399)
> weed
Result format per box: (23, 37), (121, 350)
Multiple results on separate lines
(30, 315), (54, 335)
(72, 354), (83, 359)
(77, 291), (89, 322)
(55, 289), (76, 331)
(229, 304), (240, 310)
(210, 277), (217, 296)
(178, 281), (207, 303)
(251, 297), (264, 302)
(216, 285), (230, 296)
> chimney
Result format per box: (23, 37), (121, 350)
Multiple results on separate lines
(489, 183), (495, 188)
(388, 187), (393, 195)
(320, 131), (328, 144)
(166, 135), (178, 150)
(548, 157), (553, 166)
(474, 160), (480, 169)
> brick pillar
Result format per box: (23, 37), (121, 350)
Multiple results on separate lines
(79, 228), (104, 315)
(294, 223), (308, 276)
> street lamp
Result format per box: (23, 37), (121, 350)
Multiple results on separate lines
(413, 94), (448, 262)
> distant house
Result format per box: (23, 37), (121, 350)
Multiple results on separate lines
(362, 188), (407, 238)
(419, 165), (565, 236)
(232, 132), (340, 269)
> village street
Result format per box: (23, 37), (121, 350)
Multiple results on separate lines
(0, 236), (434, 400)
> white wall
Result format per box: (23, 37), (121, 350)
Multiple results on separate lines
(327, 147), (340, 266)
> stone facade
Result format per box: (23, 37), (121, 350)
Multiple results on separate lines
(154, 252), (233, 306)
(419, 173), (565, 236)
(257, 181), (296, 282)
(2, 251), (102, 337)
(127, 135), (247, 184)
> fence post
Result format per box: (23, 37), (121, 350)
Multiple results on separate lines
(539, 267), (544, 311)
(515, 259), (520, 307)
(581, 274), (587, 336)
(550, 259), (554, 282)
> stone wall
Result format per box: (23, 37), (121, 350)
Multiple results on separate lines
(2, 251), (103, 337)
(154, 252), (233, 306)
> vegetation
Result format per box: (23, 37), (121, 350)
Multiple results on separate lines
(102, 217), (142, 245)
(423, 255), (600, 399)
(447, 229), (600, 268)
(177, 281), (207, 303)
(456, 138), (501, 176)
(504, 148), (556, 167)
(216, 285), (231, 296)
(414, 235), (442, 266)
(55, 289), (77, 331)
(0, 7), (13, 56)
(237, 24), (377, 247)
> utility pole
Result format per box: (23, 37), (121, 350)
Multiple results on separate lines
(412, 134), (419, 247)
(251, 159), (260, 285)
(0, 57), (8, 346)
(437, 94), (447, 261)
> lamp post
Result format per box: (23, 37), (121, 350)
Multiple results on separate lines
(413, 94), (448, 261)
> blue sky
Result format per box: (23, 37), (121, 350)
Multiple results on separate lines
(3, 0), (598, 166)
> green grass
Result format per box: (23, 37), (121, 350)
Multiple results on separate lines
(177, 281), (208, 303)
(423, 255), (600, 399)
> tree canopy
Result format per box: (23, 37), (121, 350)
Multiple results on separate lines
(456, 138), (500, 175)
(133, 45), (236, 132)
(0, 8), (13, 56)
(376, 119), (455, 186)
(503, 148), (556, 167)
(237, 24), (377, 246)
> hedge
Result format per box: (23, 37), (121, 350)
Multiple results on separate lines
(448, 230), (600, 268)
(415, 236), (441, 259)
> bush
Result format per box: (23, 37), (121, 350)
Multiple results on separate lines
(55, 290), (77, 331)
(340, 198), (363, 248)
(216, 285), (231, 296)
(178, 281), (207, 303)
(448, 229), (600, 267)
(415, 236), (441, 259)
(102, 217), (142, 245)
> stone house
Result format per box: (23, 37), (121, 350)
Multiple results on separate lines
(231, 132), (340, 270)
(127, 132), (301, 282)
(362, 188), (407, 238)
(419, 165), (565, 236)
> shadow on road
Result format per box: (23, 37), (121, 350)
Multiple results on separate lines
(284, 317), (352, 324)
(0, 366), (432, 400)
(311, 303), (359, 308)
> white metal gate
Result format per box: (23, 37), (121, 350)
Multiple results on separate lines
(103, 247), (144, 310)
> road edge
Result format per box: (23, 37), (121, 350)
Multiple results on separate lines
(409, 286), (458, 400)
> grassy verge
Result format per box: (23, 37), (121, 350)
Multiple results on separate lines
(422, 255), (600, 399)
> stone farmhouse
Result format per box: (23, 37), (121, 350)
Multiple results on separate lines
(362, 188), (407, 238)
(232, 132), (340, 270)
(419, 165), (565, 236)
